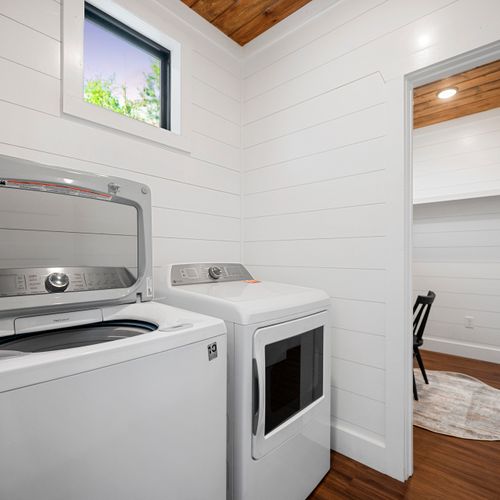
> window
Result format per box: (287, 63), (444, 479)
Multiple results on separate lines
(63, 0), (187, 150)
(83, 3), (170, 129)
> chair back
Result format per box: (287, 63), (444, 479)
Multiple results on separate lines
(413, 291), (436, 343)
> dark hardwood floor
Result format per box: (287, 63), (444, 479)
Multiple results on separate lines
(309, 350), (500, 499)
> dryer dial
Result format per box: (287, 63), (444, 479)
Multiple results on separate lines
(208, 266), (222, 280)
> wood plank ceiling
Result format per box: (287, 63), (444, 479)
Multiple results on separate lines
(414, 59), (500, 128)
(182, 0), (313, 46)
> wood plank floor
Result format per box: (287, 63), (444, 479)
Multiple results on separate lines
(308, 350), (500, 499)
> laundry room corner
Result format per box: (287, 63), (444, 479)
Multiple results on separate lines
(2, 0), (500, 498)
(0, 0), (244, 272)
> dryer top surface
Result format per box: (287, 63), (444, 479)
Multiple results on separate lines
(162, 266), (329, 325)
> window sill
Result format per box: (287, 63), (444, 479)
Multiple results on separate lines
(63, 93), (191, 153)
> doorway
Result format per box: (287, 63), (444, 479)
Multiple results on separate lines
(404, 41), (500, 494)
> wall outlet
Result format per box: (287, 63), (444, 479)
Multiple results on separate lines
(464, 316), (475, 329)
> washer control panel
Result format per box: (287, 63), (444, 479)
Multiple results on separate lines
(0, 267), (135, 297)
(45, 272), (70, 293)
(171, 263), (253, 286)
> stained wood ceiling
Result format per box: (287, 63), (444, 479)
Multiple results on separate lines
(414, 59), (500, 129)
(182, 0), (313, 46)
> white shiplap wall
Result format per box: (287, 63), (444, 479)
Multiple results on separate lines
(0, 0), (242, 277)
(413, 110), (500, 363)
(414, 108), (500, 204)
(241, 0), (500, 479)
(414, 197), (500, 363)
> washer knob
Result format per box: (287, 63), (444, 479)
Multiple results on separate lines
(45, 272), (70, 293)
(208, 266), (222, 280)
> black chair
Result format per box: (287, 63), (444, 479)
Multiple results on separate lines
(413, 291), (436, 401)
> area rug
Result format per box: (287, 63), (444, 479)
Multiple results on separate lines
(413, 369), (500, 440)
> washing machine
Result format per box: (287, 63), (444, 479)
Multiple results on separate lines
(156, 263), (331, 500)
(0, 157), (227, 500)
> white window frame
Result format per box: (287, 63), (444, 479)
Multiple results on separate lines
(62, 0), (191, 152)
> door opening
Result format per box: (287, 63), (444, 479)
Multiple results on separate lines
(404, 40), (500, 482)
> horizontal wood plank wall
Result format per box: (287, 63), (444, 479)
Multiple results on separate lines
(0, 0), (242, 282)
(241, 0), (500, 480)
(414, 108), (500, 203)
(413, 197), (500, 363)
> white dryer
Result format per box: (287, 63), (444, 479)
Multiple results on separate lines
(0, 157), (227, 500)
(156, 263), (331, 500)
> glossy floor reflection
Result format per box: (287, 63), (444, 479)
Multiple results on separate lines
(309, 350), (500, 499)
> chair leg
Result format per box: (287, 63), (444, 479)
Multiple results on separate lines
(413, 372), (418, 401)
(415, 347), (429, 384)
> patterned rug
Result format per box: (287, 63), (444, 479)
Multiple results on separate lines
(413, 369), (500, 440)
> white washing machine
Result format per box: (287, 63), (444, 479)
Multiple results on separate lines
(0, 157), (227, 500)
(156, 263), (331, 500)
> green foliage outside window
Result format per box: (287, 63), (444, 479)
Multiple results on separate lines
(84, 59), (161, 127)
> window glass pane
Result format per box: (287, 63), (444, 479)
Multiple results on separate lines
(83, 17), (162, 127)
(264, 327), (323, 434)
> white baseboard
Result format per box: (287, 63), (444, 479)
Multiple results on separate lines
(423, 336), (500, 364)
(330, 418), (388, 477)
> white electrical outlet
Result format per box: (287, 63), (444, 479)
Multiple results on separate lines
(464, 316), (474, 329)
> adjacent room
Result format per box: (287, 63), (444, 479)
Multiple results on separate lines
(410, 60), (500, 499)
(0, 1), (499, 499)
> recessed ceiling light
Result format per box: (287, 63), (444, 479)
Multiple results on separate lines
(437, 87), (458, 99)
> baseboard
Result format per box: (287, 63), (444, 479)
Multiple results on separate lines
(424, 336), (500, 364)
(330, 418), (388, 476)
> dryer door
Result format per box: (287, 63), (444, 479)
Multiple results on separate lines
(252, 310), (327, 459)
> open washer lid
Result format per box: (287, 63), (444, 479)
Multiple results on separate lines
(0, 155), (154, 324)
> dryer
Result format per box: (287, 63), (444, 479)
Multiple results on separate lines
(0, 157), (227, 500)
(156, 263), (331, 500)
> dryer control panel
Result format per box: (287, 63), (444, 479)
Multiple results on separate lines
(171, 263), (253, 286)
(0, 267), (135, 297)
